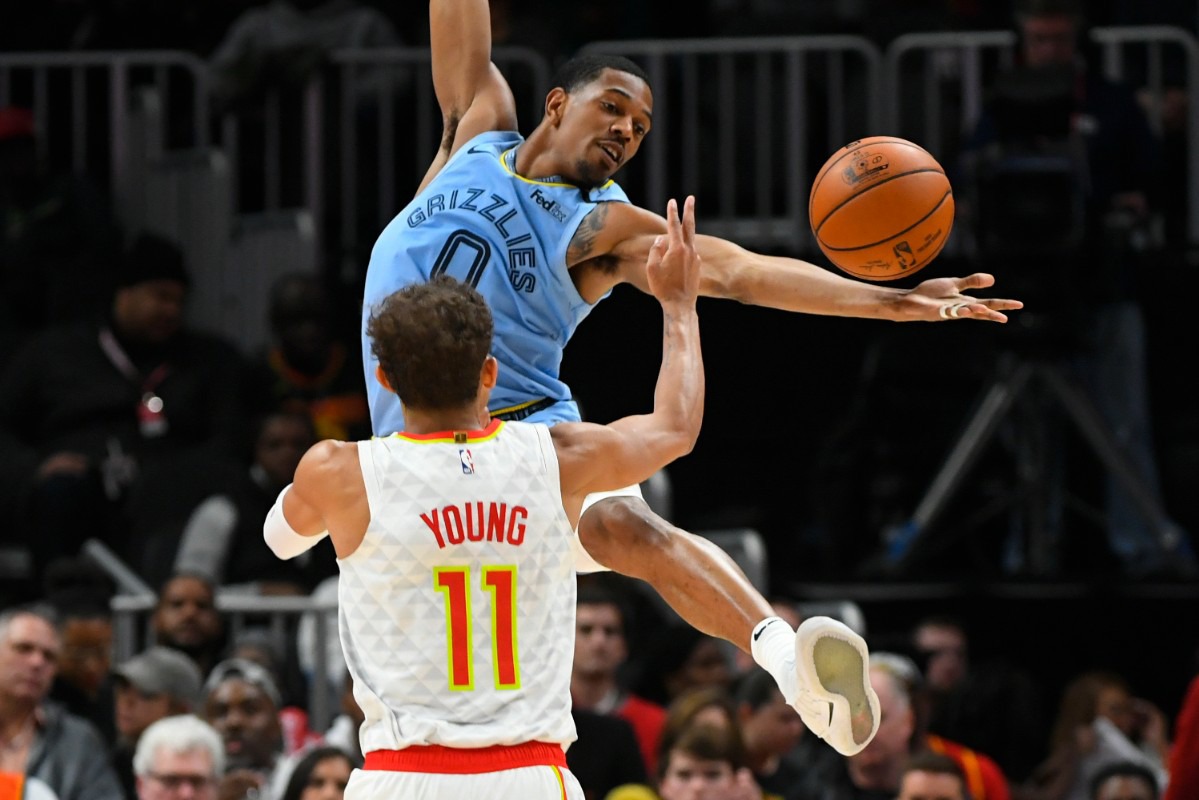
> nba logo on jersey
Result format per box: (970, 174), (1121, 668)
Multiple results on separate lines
(459, 449), (475, 475)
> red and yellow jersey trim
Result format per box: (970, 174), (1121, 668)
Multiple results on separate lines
(393, 418), (504, 444)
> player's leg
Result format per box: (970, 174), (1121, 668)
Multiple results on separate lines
(576, 494), (879, 756)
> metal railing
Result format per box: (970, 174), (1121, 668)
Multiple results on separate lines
(580, 36), (883, 253)
(0, 51), (210, 210)
(884, 26), (1199, 243)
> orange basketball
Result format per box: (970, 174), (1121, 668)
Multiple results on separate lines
(809, 136), (954, 281)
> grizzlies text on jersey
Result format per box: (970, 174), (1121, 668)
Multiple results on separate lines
(362, 130), (631, 435)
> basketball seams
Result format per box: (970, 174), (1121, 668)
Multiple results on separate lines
(808, 138), (934, 220)
(812, 168), (947, 236)
(842, 216), (953, 281)
(819, 189), (952, 252)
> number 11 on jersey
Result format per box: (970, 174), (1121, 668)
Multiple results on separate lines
(433, 566), (521, 691)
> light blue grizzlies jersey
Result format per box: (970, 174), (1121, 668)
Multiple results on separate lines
(363, 130), (631, 435)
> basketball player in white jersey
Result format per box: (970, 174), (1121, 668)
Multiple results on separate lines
(262, 197), (705, 798)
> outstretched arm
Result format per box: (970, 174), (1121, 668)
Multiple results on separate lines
(570, 201), (1022, 323)
(418, 0), (518, 192)
(553, 196), (704, 504)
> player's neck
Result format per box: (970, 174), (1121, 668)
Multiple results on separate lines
(513, 130), (565, 181)
(402, 405), (489, 435)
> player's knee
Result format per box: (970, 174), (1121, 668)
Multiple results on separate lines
(578, 495), (672, 561)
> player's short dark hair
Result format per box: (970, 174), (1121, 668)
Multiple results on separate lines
(367, 275), (493, 411)
(552, 54), (651, 94)
(1089, 761), (1159, 800)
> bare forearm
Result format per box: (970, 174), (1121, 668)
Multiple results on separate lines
(698, 235), (905, 320)
(653, 304), (704, 453)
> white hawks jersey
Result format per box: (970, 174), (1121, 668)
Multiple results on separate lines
(339, 418), (577, 752)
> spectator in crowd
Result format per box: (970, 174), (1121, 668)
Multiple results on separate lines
(1163, 669), (1199, 800)
(569, 709), (648, 800)
(151, 573), (225, 678)
(609, 723), (762, 800)
(175, 411), (336, 596)
(734, 668), (806, 800)
(0, 232), (248, 584)
(320, 672), (363, 764)
(898, 751), (971, 800)
(634, 625), (734, 710)
(202, 658), (288, 800)
(963, 0), (1191, 576)
(0, 105), (122, 361)
(246, 273), (371, 443)
(913, 616), (970, 700)
(572, 584), (667, 776)
(222, 629), (314, 754)
(278, 745), (356, 800)
(791, 653), (1010, 800)
(111, 647), (203, 800)
(0, 605), (122, 800)
(1021, 671), (1167, 800)
(132, 714), (223, 800)
(656, 687), (742, 763)
(1091, 762), (1158, 800)
(42, 558), (116, 743)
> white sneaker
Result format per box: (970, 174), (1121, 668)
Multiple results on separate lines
(790, 616), (880, 757)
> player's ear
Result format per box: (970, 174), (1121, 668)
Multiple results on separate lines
(480, 355), (498, 390)
(375, 364), (394, 393)
(545, 87), (568, 126)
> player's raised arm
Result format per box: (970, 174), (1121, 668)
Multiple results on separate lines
(552, 196), (704, 504)
(419, 0), (518, 191)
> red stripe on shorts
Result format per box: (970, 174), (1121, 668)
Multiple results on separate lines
(364, 742), (567, 774)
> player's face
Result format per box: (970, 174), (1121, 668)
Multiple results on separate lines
(556, 69), (653, 188)
(573, 603), (626, 678)
(897, 770), (966, 800)
(658, 751), (737, 800)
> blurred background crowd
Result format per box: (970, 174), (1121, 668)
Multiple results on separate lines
(1, 0), (1199, 799)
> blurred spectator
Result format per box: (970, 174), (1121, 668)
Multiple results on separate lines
(151, 574), (226, 678)
(202, 658), (287, 799)
(898, 751), (971, 800)
(0, 772), (58, 800)
(791, 653), (1010, 800)
(963, 0), (1191, 576)
(733, 668), (805, 799)
(246, 273), (371, 443)
(223, 629), (314, 754)
(278, 745), (355, 800)
(320, 672), (363, 763)
(0, 232), (248, 584)
(42, 559), (116, 744)
(0, 605), (123, 800)
(111, 647), (203, 800)
(1163, 671), (1199, 800)
(913, 616), (970, 699)
(656, 687), (742, 762)
(1090, 761), (1159, 800)
(569, 709), (647, 800)
(0, 106), (122, 361)
(175, 411), (336, 595)
(1021, 671), (1167, 800)
(634, 625), (733, 710)
(572, 584), (667, 777)
(607, 723), (762, 800)
(131, 714), (223, 800)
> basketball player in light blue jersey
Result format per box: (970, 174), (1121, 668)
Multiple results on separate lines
(360, 0), (1025, 758)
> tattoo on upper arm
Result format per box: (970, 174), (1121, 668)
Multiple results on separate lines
(567, 203), (612, 265)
